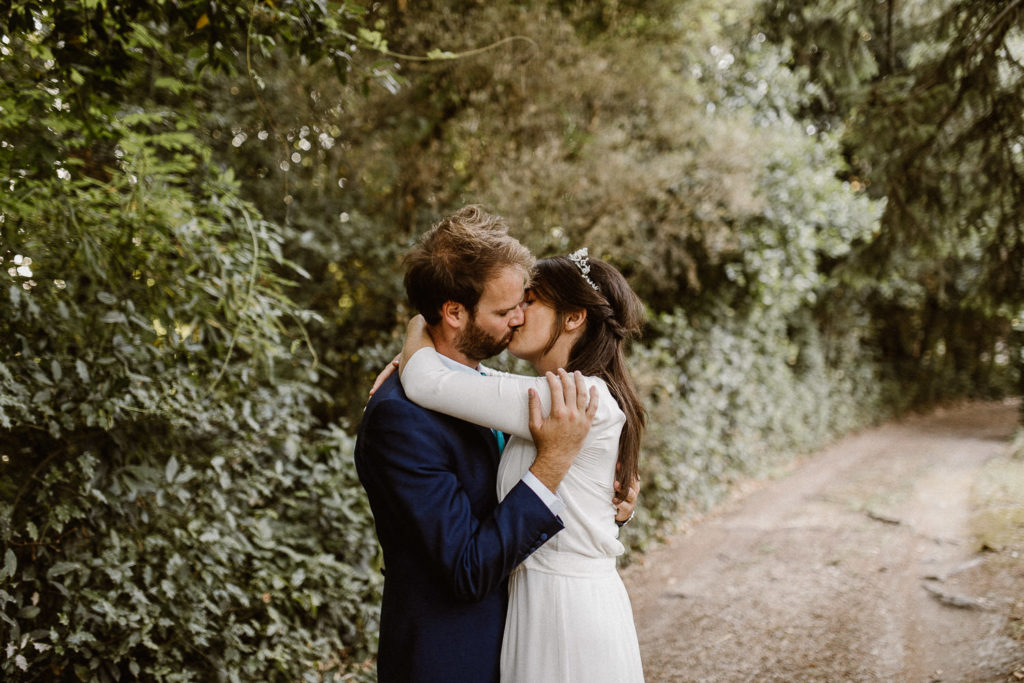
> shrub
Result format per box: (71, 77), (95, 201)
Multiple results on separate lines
(0, 118), (381, 681)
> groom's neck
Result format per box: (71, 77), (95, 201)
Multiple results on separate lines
(430, 325), (480, 370)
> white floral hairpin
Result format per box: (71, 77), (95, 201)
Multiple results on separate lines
(568, 247), (599, 291)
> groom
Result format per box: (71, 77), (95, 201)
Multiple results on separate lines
(355, 205), (598, 682)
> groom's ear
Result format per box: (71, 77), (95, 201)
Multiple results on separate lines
(440, 300), (466, 328)
(564, 309), (587, 331)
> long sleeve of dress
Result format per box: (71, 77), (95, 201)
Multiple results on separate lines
(401, 348), (566, 441)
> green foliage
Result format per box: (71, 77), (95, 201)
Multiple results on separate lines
(2, 0), (1020, 676)
(0, 113), (381, 678)
(285, 0), (907, 558)
(759, 0), (1024, 404)
(621, 298), (896, 549)
(0, 0), (369, 192)
(1, 2), (382, 679)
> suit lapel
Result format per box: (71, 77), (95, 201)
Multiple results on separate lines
(474, 424), (500, 465)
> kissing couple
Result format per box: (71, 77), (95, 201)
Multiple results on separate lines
(356, 204), (646, 682)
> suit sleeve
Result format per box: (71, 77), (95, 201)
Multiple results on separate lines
(360, 395), (564, 602)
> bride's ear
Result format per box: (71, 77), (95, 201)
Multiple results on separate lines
(564, 309), (587, 332)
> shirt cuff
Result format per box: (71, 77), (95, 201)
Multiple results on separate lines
(522, 471), (567, 517)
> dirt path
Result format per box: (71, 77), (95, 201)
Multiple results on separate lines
(624, 400), (1024, 682)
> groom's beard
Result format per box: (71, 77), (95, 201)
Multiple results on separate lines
(456, 314), (512, 363)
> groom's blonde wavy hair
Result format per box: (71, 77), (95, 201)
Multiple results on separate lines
(404, 205), (534, 325)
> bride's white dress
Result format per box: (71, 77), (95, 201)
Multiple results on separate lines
(401, 348), (644, 683)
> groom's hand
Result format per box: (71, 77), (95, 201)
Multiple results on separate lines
(528, 369), (598, 494)
(613, 467), (641, 526)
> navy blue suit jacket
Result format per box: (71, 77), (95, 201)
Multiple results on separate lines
(355, 373), (563, 683)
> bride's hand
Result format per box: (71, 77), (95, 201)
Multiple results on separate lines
(368, 355), (401, 396)
(368, 315), (434, 397)
(398, 314), (433, 374)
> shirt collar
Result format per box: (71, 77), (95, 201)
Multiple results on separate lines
(436, 352), (482, 375)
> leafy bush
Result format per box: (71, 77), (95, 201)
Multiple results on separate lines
(0, 118), (380, 680)
(2, 0), (1019, 676)
(622, 298), (898, 552)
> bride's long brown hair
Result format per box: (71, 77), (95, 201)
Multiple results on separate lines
(529, 254), (646, 490)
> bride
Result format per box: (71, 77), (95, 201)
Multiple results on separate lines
(397, 248), (646, 682)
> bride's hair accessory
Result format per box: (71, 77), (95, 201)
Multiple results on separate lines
(568, 247), (600, 291)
